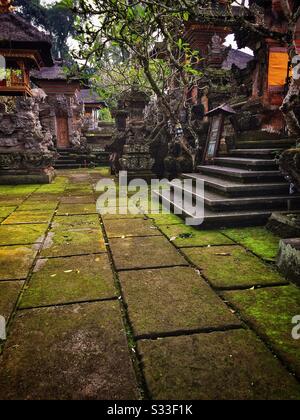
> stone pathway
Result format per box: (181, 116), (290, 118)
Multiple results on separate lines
(0, 168), (299, 400)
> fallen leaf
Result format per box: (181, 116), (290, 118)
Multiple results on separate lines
(64, 270), (73, 273)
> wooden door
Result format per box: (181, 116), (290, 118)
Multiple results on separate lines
(56, 116), (70, 149)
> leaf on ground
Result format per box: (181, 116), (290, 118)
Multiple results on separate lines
(64, 270), (73, 273)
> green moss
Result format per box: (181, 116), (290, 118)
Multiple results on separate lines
(0, 281), (24, 321)
(52, 214), (100, 228)
(183, 245), (287, 289)
(3, 210), (54, 225)
(0, 224), (48, 246)
(57, 203), (97, 215)
(0, 246), (38, 280)
(0, 185), (39, 196)
(0, 207), (16, 218)
(222, 227), (280, 261)
(120, 267), (240, 337)
(148, 212), (183, 226)
(223, 286), (300, 377)
(20, 254), (116, 308)
(159, 224), (234, 247)
(41, 227), (106, 257)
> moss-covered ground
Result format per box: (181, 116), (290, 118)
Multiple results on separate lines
(0, 169), (299, 400)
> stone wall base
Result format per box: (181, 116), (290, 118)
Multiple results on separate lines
(0, 168), (56, 185)
(277, 238), (300, 286)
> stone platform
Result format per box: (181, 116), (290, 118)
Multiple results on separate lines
(0, 168), (299, 400)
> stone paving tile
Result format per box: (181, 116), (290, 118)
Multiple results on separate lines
(57, 203), (97, 215)
(20, 254), (116, 308)
(41, 226), (106, 258)
(159, 224), (234, 248)
(119, 267), (241, 337)
(0, 281), (24, 321)
(60, 196), (95, 204)
(138, 329), (300, 400)
(102, 212), (146, 220)
(223, 285), (300, 378)
(0, 207), (17, 218)
(52, 214), (100, 229)
(3, 210), (54, 225)
(0, 197), (25, 206)
(110, 236), (188, 271)
(0, 301), (139, 400)
(183, 245), (287, 289)
(0, 246), (38, 280)
(23, 194), (62, 203)
(221, 227), (281, 262)
(0, 224), (48, 246)
(104, 218), (162, 238)
(17, 201), (59, 211)
(149, 212), (184, 226)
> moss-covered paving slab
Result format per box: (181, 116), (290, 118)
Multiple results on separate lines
(52, 214), (100, 229)
(222, 227), (281, 261)
(17, 201), (59, 211)
(0, 224), (48, 246)
(0, 207), (17, 218)
(0, 185), (38, 196)
(138, 329), (300, 400)
(223, 285), (300, 377)
(20, 254), (116, 308)
(60, 196), (95, 204)
(0, 197), (25, 206)
(41, 226), (106, 258)
(0, 281), (24, 322)
(183, 245), (287, 289)
(0, 301), (139, 399)
(104, 218), (161, 238)
(3, 210), (54, 225)
(0, 246), (38, 280)
(110, 236), (188, 271)
(57, 203), (97, 215)
(101, 212), (146, 220)
(120, 267), (241, 337)
(149, 212), (183, 226)
(159, 224), (234, 248)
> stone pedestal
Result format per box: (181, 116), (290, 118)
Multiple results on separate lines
(277, 238), (300, 285)
(119, 143), (155, 182)
(0, 97), (57, 184)
(118, 87), (155, 182)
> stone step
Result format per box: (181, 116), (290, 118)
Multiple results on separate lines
(229, 149), (283, 159)
(182, 173), (290, 197)
(236, 139), (296, 150)
(153, 189), (272, 228)
(213, 157), (277, 170)
(169, 181), (300, 211)
(197, 165), (283, 183)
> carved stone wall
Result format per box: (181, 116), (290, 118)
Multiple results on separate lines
(0, 97), (57, 183)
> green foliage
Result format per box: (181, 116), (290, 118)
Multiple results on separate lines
(15, 0), (75, 60)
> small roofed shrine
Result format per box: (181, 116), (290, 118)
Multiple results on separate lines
(79, 89), (107, 131)
(0, 3), (53, 96)
(0, 4), (56, 184)
(31, 61), (87, 151)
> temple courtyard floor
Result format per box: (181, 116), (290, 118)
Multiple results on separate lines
(0, 168), (299, 400)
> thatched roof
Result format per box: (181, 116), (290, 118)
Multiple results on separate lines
(0, 12), (53, 66)
(79, 89), (107, 107)
(31, 62), (67, 81)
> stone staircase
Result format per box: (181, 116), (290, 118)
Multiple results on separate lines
(154, 135), (300, 228)
(54, 148), (110, 169)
